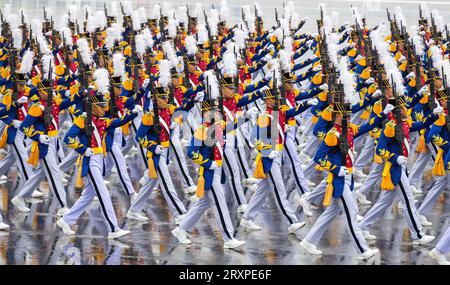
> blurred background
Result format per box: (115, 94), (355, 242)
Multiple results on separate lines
(1, 0), (450, 32)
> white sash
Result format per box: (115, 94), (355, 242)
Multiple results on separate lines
(159, 116), (170, 135)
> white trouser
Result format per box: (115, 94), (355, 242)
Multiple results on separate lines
(436, 226), (450, 254)
(408, 143), (438, 186)
(223, 145), (247, 206)
(354, 136), (375, 170)
(358, 162), (385, 195)
(169, 124), (195, 189)
(304, 175), (369, 254)
(180, 168), (235, 242)
(59, 150), (79, 172)
(243, 155), (299, 226)
(283, 136), (310, 195)
(359, 168), (424, 240)
(0, 131), (32, 181)
(104, 129), (136, 196)
(129, 147), (186, 216)
(63, 153), (120, 232)
(18, 137), (67, 208)
(418, 173), (449, 216)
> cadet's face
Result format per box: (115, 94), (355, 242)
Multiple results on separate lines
(439, 99), (447, 109)
(265, 98), (274, 109)
(284, 82), (293, 92)
(39, 89), (48, 101)
(172, 77), (180, 87)
(188, 63), (198, 73)
(157, 96), (168, 109)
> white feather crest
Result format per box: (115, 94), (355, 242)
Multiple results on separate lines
(185, 36), (198, 56)
(440, 59), (450, 88)
(279, 49), (292, 73)
(86, 12), (96, 33)
(105, 23), (122, 50)
(197, 25), (208, 44)
(132, 10), (141, 31)
(432, 10), (445, 33)
(56, 14), (69, 32)
(158, 59), (172, 88)
(110, 1), (119, 17)
(41, 54), (55, 80)
(203, 70), (220, 99)
(61, 27), (73, 46)
(122, 1), (133, 16)
(68, 5), (79, 23)
(95, 10), (107, 30)
(209, 9), (219, 36)
(351, 6), (363, 27)
(168, 11), (178, 38)
(112, 53), (125, 77)
(421, 3), (431, 20)
(254, 2), (263, 17)
(430, 45), (444, 70)
(267, 59), (281, 88)
(151, 4), (161, 20)
(138, 7), (147, 24)
(177, 6), (188, 24)
(94, 68), (110, 94)
(291, 13), (301, 31)
(135, 33), (146, 57)
(142, 28), (154, 49)
(77, 38), (93, 66)
(162, 2), (172, 16)
(222, 51), (237, 77)
(13, 28), (22, 50)
(31, 19), (43, 37)
(242, 5), (255, 33)
(37, 35), (51, 54)
(192, 3), (202, 18)
(220, 0), (230, 23)
(19, 50), (34, 74)
(410, 26), (425, 56)
(163, 41), (178, 67)
(175, 56), (184, 73)
(233, 29), (248, 50)
(338, 57), (357, 105)
(394, 6), (407, 29)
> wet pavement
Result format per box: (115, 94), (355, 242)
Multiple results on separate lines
(0, 0), (449, 265)
(0, 152), (448, 265)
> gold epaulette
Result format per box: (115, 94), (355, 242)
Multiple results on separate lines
(194, 125), (207, 141)
(142, 112), (154, 126)
(74, 115), (85, 129)
(383, 121), (396, 138)
(28, 103), (43, 117)
(324, 128), (339, 146)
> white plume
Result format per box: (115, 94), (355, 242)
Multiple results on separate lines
(61, 27), (73, 46)
(185, 36), (198, 56)
(162, 41), (178, 67)
(158, 59), (172, 88)
(410, 25), (425, 56)
(168, 11), (178, 38)
(197, 25), (208, 44)
(142, 28), (154, 49)
(138, 7), (147, 24)
(209, 9), (219, 36)
(94, 68), (110, 94)
(68, 5), (79, 23)
(19, 50), (35, 74)
(77, 38), (93, 66)
(150, 4), (161, 20)
(220, 0), (230, 23)
(37, 35), (51, 54)
(31, 19), (43, 37)
(177, 6), (188, 24)
(203, 70), (220, 99)
(254, 2), (263, 17)
(222, 50), (237, 77)
(112, 53), (125, 78)
(279, 48), (292, 73)
(338, 57), (358, 105)
(13, 28), (23, 50)
(110, 1), (119, 17)
(192, 3), (202, 19)
(86, 11), (96, 33)
(41, 53), (55, 80)
(135, 33), (146, 57)
(430, 45), (444, 71)
(394, 6), (407, 29)
(105, 23), (122, 50)
(162, 2), (172, 17)
(351, 6), (363, 27)
(132, 10), (141, 31)
(95, 10), (107, 30)
(233, 29), (248, 50)
(122, 1), (133, 16)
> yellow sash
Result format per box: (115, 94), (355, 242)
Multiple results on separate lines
(323, 173), (334, 207)
(253, 152), (266, 179)
(381, 161), (395, 190)
(196, 166), (205, 198)
(432, 148), (446, 176)
(0, 126), (8, 149)
(28, 141), (40, 167)
(147, 152), (158, 179)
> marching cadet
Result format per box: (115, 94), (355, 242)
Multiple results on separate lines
(299, 92), (384, 260)
(171, 71), (247, 249)
(126, 60), (189, 223)
(0, 51), (36, 190)
(56, 68), (139, 239)
(358, 96), (436, 245)
(240, 69), (317, 234)
(11, 55), (75, 215)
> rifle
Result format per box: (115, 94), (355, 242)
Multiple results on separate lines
(10, 55), (18, 105)
(43, 6), (47, 22)
(204, 11), (214, 60)
(183, 57), (192, 89)
(159, 8), (166, 43)
(108, 77), (118, 117)
(145, 58), (162, 139)
(429, 67), (437, 110)
(391, 76), (407, 155)
(104, 3), (108, 18)
(43, 62), (54, 135)
(275, 8), (280, 27)
(84, 88), (93, 149)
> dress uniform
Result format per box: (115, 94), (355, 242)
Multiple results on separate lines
(172, 87), (246, 249)
(240, 83), (315, 233)
(57, 81), (138, 239)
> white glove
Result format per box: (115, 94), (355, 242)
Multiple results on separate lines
(246, 107), (259, 121)
(39, 135), (50, 145)
(209, 161), (220, 170)
(371, 89), (382, 99)
(338, 166), (348, 177)
(195, 92), (204, 101)
(433, 105), (444, 115)
(132, 104), (143, 114)
(419, 31), (426, 36)
(396, 155), (408, 166)
(74, 69), (79, 76)
(406, 72), (416, 80)
(313, 64), (322, 72)
(319, 83), (328, 91)
(88, 85), (95, 91)
(154, 145), (164, 155)
(12, 120), (21, 129)
(268, 151), (279, 159)
(307, 98), (319, 106)
(383, 104), (395, 115)
(418, 85), (429, 95)
(142, 78), (150, 89)
(84, 148), (94, 157)
(64, 90), (71, 98)
(306, 39), (313, 46)
(17, 96), (28, 104)
(365, 77), (375, 85)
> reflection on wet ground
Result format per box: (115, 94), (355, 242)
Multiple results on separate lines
(0, 154), (447, 265)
